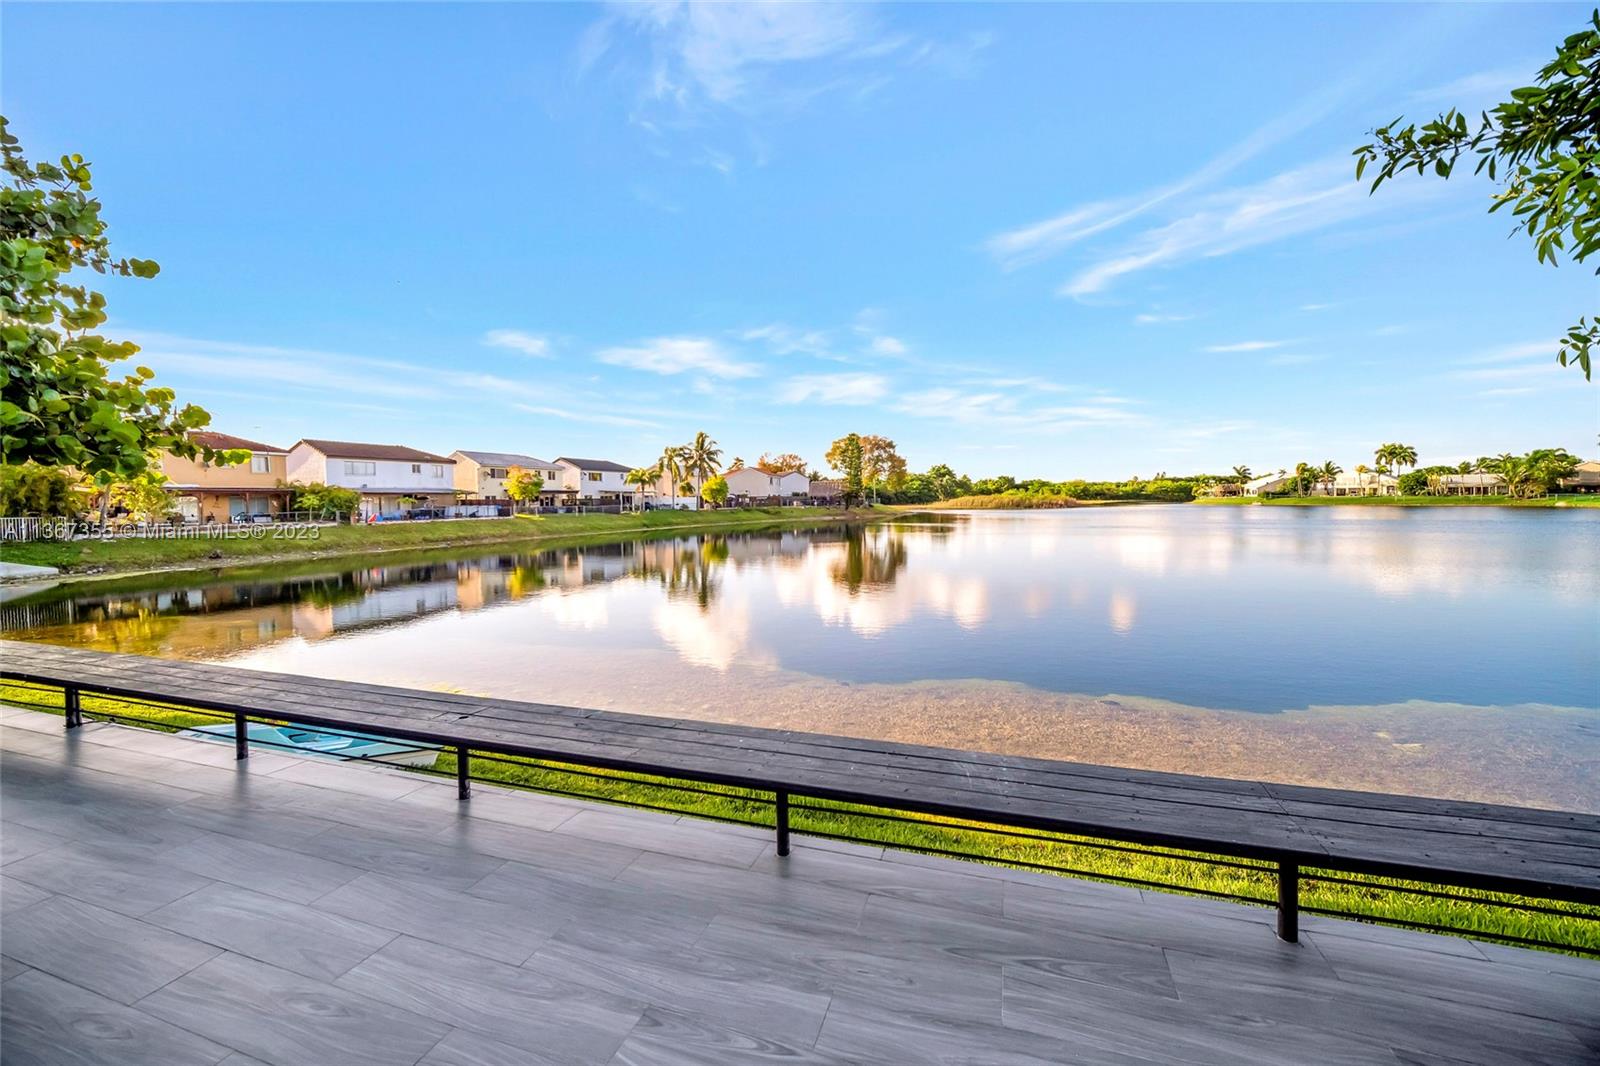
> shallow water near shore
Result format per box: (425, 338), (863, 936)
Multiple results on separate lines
(6, 507), (1597, 810)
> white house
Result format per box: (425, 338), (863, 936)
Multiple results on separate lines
(450, 451), (569, 504)
(554, 457), (634, 504)
(1243, 473), (1295, 496)
(1434, 472), (1506, 496)
(287, 439), (457, 519)
(724, 467), (810, 501)
(1316, 471), (1399, 496)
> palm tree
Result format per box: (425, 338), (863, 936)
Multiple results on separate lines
(1319, 460), (1342, 495)
(654, 446), (686, 510)
(1389, 443), (1418, 485)
(683, 431), (723, 503)
(1293, 462), (1314, 497)
(1230, 465), (1252, 497)
(1487, 453), (1529, 498)
(625, 468), (654, 512)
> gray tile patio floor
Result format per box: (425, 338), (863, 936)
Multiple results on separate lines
(0, 705), (1595, 1065)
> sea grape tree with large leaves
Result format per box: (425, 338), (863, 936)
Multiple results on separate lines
(0, 115), (223, 478)
(1353, 10), (1599, 380)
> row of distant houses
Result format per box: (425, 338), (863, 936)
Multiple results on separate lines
(158, 433), (827, 522)
(1240, 465), (1600, 497)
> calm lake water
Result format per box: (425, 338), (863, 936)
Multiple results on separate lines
(5, 507), (1597, 807)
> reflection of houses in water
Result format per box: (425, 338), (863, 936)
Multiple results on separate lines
(1, 526), (870, 656)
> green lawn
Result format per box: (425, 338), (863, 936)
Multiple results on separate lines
(0, 507), (864, 575)
(5, 680), (1594, 955)
(1196, 495), (1600, 508)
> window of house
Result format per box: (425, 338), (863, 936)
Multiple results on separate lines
(250, 455), (271, 474)
(344, 461), (376, 476)
(488, 467), (508, 479)
(411, 463), (422, 474)
(587, 472), (601, 481)
(430, 465), (445, 478)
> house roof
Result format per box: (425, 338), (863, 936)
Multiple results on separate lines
(294, 439), (455, 464)
(554, 457), (633, 473)
(190, 431), (287, 454)
(453, 450), (552, 468)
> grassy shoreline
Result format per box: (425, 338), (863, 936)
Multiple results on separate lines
(1196, 495), (1600, 508)
(0, 507), (872, 579)
(2, 679), (1593, 955)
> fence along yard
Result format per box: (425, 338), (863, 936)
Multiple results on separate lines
(1, 640), (1597, 954)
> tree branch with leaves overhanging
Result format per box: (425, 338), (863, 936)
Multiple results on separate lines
(1353, 11), (1599, 380)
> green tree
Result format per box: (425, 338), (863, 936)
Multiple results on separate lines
(504, 466), (544, 513)
(110, 470), (174, 523)
(1353, 12), (1599, 379)
(625, 467), (654, 511)
(0, 462), (85, 516)
(1319, 459), (1343, 495)
(654, 445), (686, 509)
(683, 431), (723, 501)
(288, 482), (361, 521)
(830, 433), (866, 506)
(702, 474), (729, 508)
(0, 117), (227, 477)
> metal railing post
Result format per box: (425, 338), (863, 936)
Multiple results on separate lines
(234, 711), (248, 761)
(63, 684), (82, 730)
(775, 790), (791, 857)
(457, 745), (471, 800)
(1277, 860), (1299, 942)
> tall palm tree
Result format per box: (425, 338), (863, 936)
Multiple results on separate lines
(625, 468), (653, 512)
(1293, 462), (1314, 497)
(1230, 465), (1252, 497)
(683, 431), (723, 503)
(1319, 460), (1342, 495)
(1389, 443), (1418, 485)
(655, 446), (686, 510)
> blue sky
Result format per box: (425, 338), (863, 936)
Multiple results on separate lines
(5, 2), (1595, 478)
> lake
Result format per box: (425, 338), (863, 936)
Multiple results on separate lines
(5, 507), (1597, 809)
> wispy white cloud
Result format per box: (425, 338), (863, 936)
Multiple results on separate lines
(483, 329), (551, 358)
(1133, 312), (1195, 325)
(778, 372), (888, 405)
(597, 336), (759, 378)
(893, 387), (1144, 432)
(1299, 302), (1335, 312)
(515, 403), (663, 429)
(1061, 159), (1415, 298)
(1407, 63), (1533, 105)
(1204, 340), (1288, 353)
(740, 323), (837, 359)
(869, 335), (907, 356)
(985, 66), (1375, 272)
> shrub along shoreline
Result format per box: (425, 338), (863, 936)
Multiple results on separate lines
(0, 507), (876, 579)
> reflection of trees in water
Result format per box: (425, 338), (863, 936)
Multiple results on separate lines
(832, 527), (908, 594)
(631, 537), (724, 610)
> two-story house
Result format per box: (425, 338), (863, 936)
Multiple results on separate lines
(554, 457), (634, 504)
(450, 451), (571, 505)
(158, 431), (293, 523)
(287, 439), (457, 519)
(724, 467), (811, 502)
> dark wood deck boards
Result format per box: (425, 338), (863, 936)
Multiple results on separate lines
(4, 640), (1598, 904)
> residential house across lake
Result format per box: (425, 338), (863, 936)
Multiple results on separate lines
(725, 466), (811, 503)
(1314, 471), (1399, 496)
(1559, 460), (1600, 493)
(286, 439), (456, 519)
(157, 431), (293, 523)
(554, 457), (634, 506)
(450, 451), (572, 506)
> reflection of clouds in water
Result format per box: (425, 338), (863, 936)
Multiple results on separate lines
(1115, 533), (1171, 575)
(1108, 590), (1137, 634)
(769, 541), (988, 635)
(537, 590), (609, 631)
(652, 597), (762, 671)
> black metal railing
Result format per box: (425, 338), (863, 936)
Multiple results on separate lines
(2, 677), (1596, 957)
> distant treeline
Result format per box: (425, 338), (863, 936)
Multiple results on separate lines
(880, 467), (1206, 505)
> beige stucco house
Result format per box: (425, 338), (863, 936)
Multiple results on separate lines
(157, 431), (293, 523)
